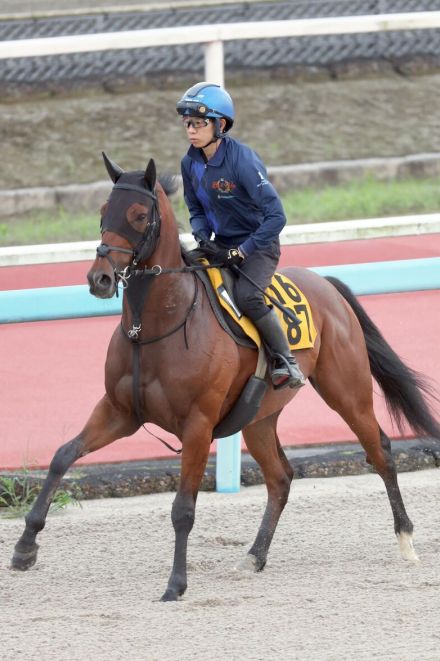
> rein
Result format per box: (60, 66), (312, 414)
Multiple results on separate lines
(124, 261), (223, 280)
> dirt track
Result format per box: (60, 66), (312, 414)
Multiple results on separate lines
(1, 468), (439, 660)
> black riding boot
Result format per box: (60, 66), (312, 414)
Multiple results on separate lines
(254, 308), (306, 390)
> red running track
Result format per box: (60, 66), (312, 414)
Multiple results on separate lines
(1, 234), (439, 470)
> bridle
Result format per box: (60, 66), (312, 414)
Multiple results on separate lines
(97, 181), (161, 293)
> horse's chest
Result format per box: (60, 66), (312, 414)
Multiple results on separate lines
(161, 290), (179, 312)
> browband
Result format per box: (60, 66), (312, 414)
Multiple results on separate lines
(113, 182), (157, 200)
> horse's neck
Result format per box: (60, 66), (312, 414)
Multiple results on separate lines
(123, 204), (193, 332)
(151, 187), (184, 269)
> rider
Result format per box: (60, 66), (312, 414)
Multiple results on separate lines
(176, 81), (306, 390)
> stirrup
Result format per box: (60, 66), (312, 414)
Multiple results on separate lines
(271, 354), (306, 390)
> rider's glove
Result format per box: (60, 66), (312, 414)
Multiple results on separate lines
(227, 247), (245, 266)
(215, 247), (245, 267)
(196, 240), (245, 267)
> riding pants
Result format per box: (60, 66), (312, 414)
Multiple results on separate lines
(227, 239), (280, 321)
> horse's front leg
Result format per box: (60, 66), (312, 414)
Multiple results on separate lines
(11, 396), (137, 571)
(161, 429), (212, 602)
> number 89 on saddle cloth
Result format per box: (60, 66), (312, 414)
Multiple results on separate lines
(206, 268), (317, 351)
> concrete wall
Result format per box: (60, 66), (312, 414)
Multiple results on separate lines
(2, 152), (440, 218)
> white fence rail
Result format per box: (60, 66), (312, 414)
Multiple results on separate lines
(2, 214), (440, 267)
(1, 12), (440, 85)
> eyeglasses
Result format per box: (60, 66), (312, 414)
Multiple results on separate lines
(182, 117), (210, 130)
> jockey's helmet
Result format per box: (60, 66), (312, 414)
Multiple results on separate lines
(176, 82), (235, 134)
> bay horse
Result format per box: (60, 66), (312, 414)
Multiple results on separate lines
(11, 155), (440, 602)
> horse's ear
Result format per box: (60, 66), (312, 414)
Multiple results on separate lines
(144, 158), (156, 191)
(102, 151), (124, 183)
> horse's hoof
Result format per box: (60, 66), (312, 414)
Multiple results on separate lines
(10, 544), (39, 571)
(160, 588), (182, 602)
(397, 532), (420, 563)
(234, 553), (264, 573)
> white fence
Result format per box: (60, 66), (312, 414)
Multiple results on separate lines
(2, 214), (440, 267)
(1, 12), (440, 86)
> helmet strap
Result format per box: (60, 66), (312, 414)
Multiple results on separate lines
(200, 119), (226, 149)
(213, 118), (228, 139)
(200, 135), (219, 149)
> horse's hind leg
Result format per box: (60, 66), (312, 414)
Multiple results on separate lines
(376, 428), (418, 561)
(238, 411), (293, 572)
(314, 367), (418, 562)
(11, 395), (136, 571)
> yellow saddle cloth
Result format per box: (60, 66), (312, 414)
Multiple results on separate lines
(206, 268), (317, 351)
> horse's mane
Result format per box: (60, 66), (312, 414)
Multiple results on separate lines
(180, 241), (200, 266)
(158, 172), (179, 198)
(157, 171), (199, 265)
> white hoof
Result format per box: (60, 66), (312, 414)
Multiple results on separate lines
(234, 554), (259, 573)
(397, 531), (420, 563)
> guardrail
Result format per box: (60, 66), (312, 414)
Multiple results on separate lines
(2, 214), (440, 267)
(1, 12), (440, 84)
(1, 257), (439, 324)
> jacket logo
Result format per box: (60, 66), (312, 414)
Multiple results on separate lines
(257, 170), (269, 187)
(212, 178), (236, 194)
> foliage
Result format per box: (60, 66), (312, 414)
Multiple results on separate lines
(281, 175), (440, 224)
(0, 472), (81, 518)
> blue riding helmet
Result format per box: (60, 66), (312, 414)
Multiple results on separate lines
(176, 82), (235, 133)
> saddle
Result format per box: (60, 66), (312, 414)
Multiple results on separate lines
(196, 262), (317, 352)
(194, 261), (317, 439)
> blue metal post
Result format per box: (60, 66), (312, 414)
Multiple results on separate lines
(216, 433), (242, 492)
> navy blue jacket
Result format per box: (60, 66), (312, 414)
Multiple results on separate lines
(181, 136), (286, 256)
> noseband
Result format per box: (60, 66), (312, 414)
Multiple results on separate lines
(97, 182), (161, 291)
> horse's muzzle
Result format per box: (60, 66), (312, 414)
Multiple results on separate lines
(87, 269), (116, 299)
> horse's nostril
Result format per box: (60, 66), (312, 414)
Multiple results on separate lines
(97, 273), (112, 289)
(88, 270), (113, 295)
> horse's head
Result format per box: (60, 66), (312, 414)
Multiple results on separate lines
(87, 152), (160, 299)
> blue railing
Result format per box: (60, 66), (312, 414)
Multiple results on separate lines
(1, 257), (439, 324)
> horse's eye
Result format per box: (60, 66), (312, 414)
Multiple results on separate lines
(132, 215), (147, 228)
(126, 204), (148, 227)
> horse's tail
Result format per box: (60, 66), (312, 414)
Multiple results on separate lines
(325, 275), (440, 440)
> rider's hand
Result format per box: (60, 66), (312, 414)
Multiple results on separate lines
(196, 241), (245, 267)
(214, 246), (245, 267)
(196, 239), (216, 253)
(226, 247), (245, 266)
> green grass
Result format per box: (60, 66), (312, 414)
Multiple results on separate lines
(281, 175), (440, 224)
(0, 472), (81, 518)
(0, 207), (99, 247)
(1, 175), (440, 247)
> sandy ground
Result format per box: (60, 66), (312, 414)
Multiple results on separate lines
(1, 468), (439, 660)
